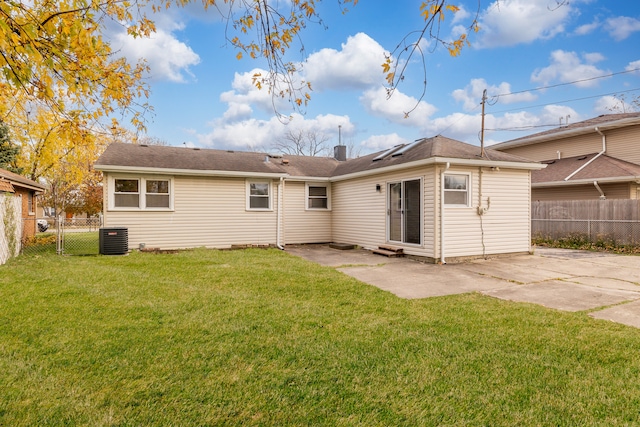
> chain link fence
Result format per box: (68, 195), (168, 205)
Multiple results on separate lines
(532, 219), (640, 246)
(21, 216), (102, 256)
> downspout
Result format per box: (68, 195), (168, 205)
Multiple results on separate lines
(565, 127), (606, 181)
(276, 177), (284, 250)
(440, 162), (450, 264)
(593, 181), (606, 200)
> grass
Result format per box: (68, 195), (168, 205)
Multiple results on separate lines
(1, 248), (640, 426)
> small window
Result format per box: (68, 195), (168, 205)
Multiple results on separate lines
(248, 181), (271, 210)
(146, 179), (170, 208)
(27, 192), (34, 214)
(307, 184), (329, 209)
(444, 174), (469, 206)
(114, 179), (140, 208)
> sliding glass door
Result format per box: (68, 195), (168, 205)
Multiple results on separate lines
(388, 179), (421, 245)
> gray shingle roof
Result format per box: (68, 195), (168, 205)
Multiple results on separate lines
(533, 153), (640, 184)
(95, 136), (539, 179)
(492, 112), (640, 149)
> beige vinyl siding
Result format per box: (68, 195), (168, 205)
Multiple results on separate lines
(501, 133), (602, 161)
(103, 173), (279, 250)
(332, 165), (436, 258)
(601, 125), (640, 165)
(532, 183), (632, 201)
(283, 181), (332, 244)
(500, 125), (640, 164)
(438, 167), (532, 259)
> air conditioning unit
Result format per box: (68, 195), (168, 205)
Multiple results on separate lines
(99, 227), (129, 255)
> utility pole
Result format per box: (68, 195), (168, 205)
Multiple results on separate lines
(480, 89), (487, 158)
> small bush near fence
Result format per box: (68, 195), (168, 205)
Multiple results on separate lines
(533, 232), (640, 254)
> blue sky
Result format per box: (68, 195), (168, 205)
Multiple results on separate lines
(111, 0), (640, 155)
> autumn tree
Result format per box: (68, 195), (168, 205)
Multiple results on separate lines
(0, 121), (22, 173)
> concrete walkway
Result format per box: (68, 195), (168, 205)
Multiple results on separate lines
(285, 245), (640, 329)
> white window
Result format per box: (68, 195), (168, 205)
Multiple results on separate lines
(247, 181), (271, 210)
(146, 179), (170, 208)
(114, 178), (140, 208)
(444, 174), (470, 206)
(306, 184), (330, 210)
(111, 177), (172, 210)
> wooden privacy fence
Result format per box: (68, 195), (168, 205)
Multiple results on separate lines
(532, 200), (640, 245)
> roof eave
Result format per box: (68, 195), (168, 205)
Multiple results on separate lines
(533, 175), (640, 187)
(492, 116), (640, 150)
(330, 156), (545, 182)
(94, 164), (288, 179)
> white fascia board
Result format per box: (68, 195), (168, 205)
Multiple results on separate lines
(533, 175), (640, 187)
(329, 157), (545, 182)
(94, 164), (288, 179)
(283, 176), (331, 182)
(492, 117), (640, 150)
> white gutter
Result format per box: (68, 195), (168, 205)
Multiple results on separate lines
(593, 181), (606, 199)
(534, 175), (640, 187)
(276, 177), (284, 250)
(330, 157), (544, 182)
(564, 127), (606, 181)
(440, 162), (450, 264)
(93, 164), (288, 179)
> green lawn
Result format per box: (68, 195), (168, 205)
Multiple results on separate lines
(1, 248), (639, 426)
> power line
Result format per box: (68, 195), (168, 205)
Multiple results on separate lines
(493, 67), (640, 99)
(489, 86), (640, 115)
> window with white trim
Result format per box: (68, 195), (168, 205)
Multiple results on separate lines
(444, 174), (470, 206)
(114, 178), (140, 208)
(112, 177), (172, 210)
(247, 181), (271, 210)
(306, 184), (329, 210)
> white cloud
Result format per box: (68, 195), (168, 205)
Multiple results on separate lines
(574, 19), (599, 36)
(111, 23), (200, 83)
(197, 113), (354, 152)
(218, 68), (283, 120)
(531, 50), (609, 88)
(452, 78), (536, 111)
(626, 60), (640, 75)
(360, 133), (411, 152)
(360, 87), (438, 127)
(303, 33), (387, 91)
(605, 16), (640, 41)
(476, 0), (573, 48)
(593, 96), (618, 114)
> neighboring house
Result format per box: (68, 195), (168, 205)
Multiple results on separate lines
(0, 168), (47, 239)
(491, 113), (640, 201)
(94, 136), (544, 263)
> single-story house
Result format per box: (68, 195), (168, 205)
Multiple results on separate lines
(491, 113), (640, 201)
(94, 136), (544, 263)
(0, 168), (47, 239)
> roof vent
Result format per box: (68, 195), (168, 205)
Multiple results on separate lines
(577, 155), (588, 160)
(193, 147), (200, 150)
(139, 144), (148, 147)
(282, 159), (290, 165)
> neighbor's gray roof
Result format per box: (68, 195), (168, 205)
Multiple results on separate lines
(533, 153), (640, 185)
(95, 136), (540, 179)
(0, 168), (46, 192)
(492, 112), (640, 150)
